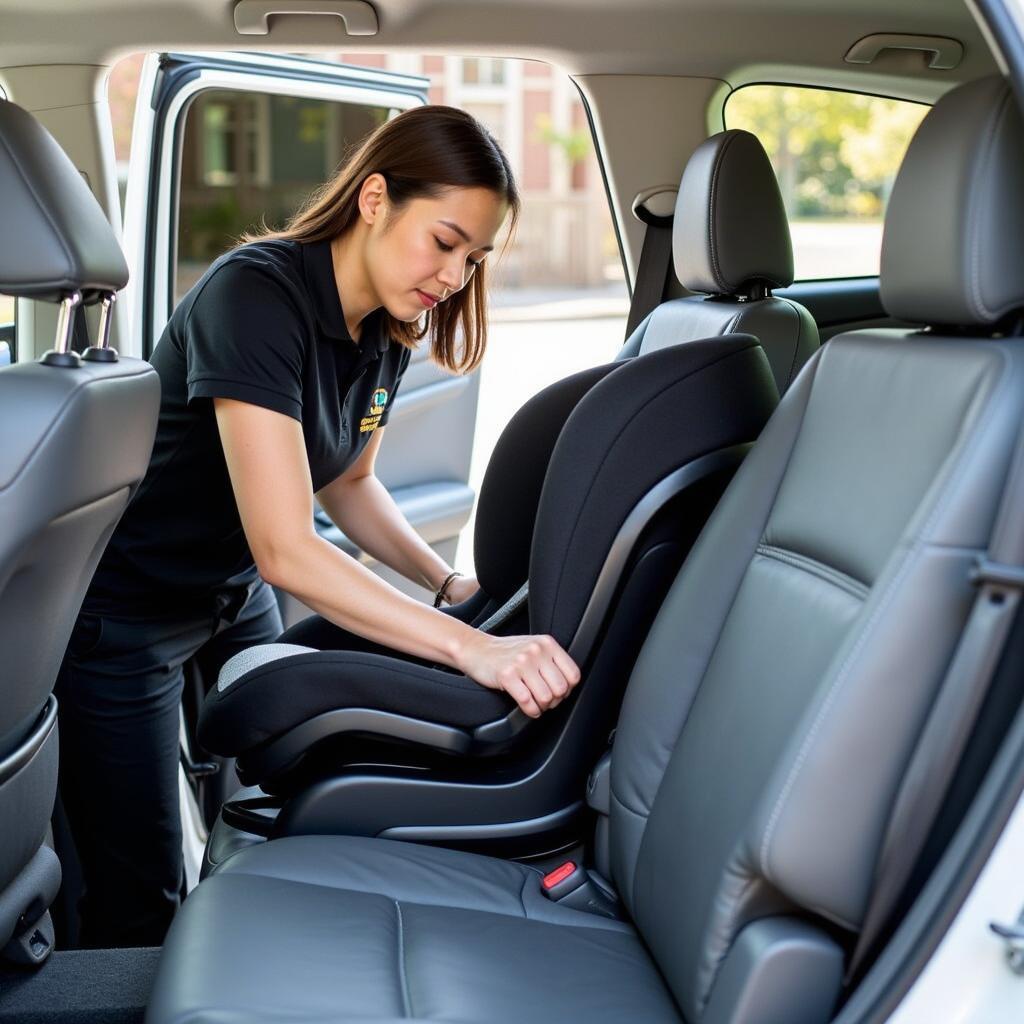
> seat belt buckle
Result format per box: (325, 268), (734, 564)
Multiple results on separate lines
(540, 861), (623, 920)
(541, 860), (585, 900)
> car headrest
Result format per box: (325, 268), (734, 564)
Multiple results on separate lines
(0, 99), (128, 303)
(673, 129), (794, 297)
(881, 76), (1024, 329)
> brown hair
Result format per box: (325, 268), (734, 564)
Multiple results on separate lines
(244, 105), (519, 374)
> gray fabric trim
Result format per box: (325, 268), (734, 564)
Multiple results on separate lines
(477, 582), (529, 634)
(217, 643), (317, 693)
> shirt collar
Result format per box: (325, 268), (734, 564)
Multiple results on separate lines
(302, 238), (389, 354)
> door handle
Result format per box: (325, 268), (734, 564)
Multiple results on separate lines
(233, 0), (378, 36)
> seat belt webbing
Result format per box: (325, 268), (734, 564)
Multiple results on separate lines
(477, 582), (529, 634)
(846, 421), (1024, 983)
(624, 214), (674, 339)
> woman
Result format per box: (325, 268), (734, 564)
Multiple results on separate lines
(56, 105), (580, 948)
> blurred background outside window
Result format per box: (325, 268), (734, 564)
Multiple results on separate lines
(725, 84), (927, 280)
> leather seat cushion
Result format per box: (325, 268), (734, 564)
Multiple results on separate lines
(146, 835), (682, 1023)
(199, 649), (513, 756)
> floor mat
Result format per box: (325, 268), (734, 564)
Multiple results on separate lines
(0, 946), (159, 1023)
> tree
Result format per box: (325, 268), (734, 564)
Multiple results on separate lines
(726, 85), (926, 220)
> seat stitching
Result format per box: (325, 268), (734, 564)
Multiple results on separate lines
(758, 353), (1011, 887)
(518, 873), (531, 919)
(394, 900), (413, 1018)
(609, 784), (649, 821)
(707, 132), (740, 293)
(778, 297), (804, 391)
(755, 543), (869, 600)
(213, 868), (629, 935)
(696, 872), (760, 1016)
(967, 89), (1010, 322)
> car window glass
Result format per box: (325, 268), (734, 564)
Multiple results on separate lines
(0, 295), (14, 364)
(0, 75), (15, 360)
(724, 84), (928, 280)
(174, 90), (391, 303)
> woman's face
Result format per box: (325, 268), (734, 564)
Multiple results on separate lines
(363, 180), (509, 322)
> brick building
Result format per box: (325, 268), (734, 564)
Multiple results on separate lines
(108, 53), (621, 292)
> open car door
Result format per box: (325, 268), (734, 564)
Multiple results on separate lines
(122, 51), (480, 620)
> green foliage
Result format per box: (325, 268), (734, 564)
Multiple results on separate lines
(533, 113), (592, 166)
(180, 195), (269, 260)
(726, 86), (927, 220)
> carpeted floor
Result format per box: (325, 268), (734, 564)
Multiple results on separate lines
(0, 947), (159, 1023)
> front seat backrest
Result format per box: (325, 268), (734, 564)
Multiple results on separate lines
(0, 99), (160, 963)
(605, 76), (1024, 1021)
(619, 128), (819, 395)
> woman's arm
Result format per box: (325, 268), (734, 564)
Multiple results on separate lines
(214, 398), (578, 717)
(315, 428), (466, 598)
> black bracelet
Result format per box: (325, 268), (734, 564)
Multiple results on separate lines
(433, 570), (463, 608)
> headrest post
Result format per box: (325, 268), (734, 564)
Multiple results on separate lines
(53, 292), (81, 354)
(83, 291), (120, 363)
(96, 292), (114, 349)
(41, 291), (83, 368)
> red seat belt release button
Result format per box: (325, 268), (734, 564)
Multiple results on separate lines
(541, 861), (585, 900)
(542, 861), (576, 890)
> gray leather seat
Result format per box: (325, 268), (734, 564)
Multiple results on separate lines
(148, 75), (1024, 1024)
(618, 127), (819, 394)
(0, 100), (160, 964)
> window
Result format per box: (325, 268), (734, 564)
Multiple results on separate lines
(0, 295), (14, 365)
(724, 85), (927, 280)
(461, 58), (506, 86)
(176, 90), (390, 302)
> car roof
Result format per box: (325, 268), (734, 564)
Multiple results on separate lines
(0, 0), (998, 100)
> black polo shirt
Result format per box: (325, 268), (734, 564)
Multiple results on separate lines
(88, 238), (411, 605)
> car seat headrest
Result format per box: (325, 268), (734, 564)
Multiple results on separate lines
(881, 75), (1024, 329)
(0, 99), (128, 303)
(673, 129), (794, 297)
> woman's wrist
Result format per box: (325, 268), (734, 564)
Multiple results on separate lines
(419, 556), (453, 592)
(433, 569), (463, 607)
(438, 613), (484, 668)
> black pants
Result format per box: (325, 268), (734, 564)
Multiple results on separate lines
(55, 580), (281, 948)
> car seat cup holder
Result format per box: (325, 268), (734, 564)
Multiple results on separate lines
(40, 290), (83, 368)
(83, 291), (120, 363)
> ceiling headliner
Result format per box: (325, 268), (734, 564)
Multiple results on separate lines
(0, 0), (997, 90)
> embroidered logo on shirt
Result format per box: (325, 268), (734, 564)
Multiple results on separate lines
(359, 387), (390, 433)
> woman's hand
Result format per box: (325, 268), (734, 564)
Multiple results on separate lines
(455, 632), (581, 719)
(443, 573), (480, 606)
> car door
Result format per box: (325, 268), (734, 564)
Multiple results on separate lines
(122, 51), (480, 624)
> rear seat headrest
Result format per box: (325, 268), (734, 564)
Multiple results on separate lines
(0, 99), (128, 303)
(882, 75), (1024, 329)
(673, 129), (794, 297)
